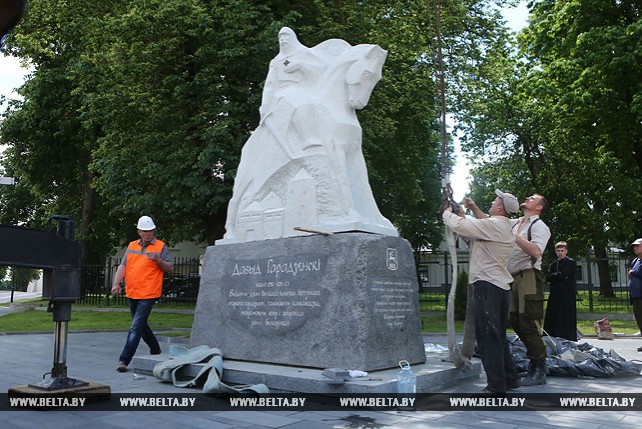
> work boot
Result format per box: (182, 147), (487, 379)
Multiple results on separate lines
(521, 360), (536, 378)
(522, 359), (546, 386)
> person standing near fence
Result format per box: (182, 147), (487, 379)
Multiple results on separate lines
(543, 241), (577, 341)
(507, 193), (551, 386)
(628, 238), (642, 352)
(442, 190), (520, 394)
(111, 215), (174, 372)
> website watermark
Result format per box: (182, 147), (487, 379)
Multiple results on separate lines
(3, 393), (642, 411)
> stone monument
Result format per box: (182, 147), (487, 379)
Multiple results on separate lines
(218, 27), (397, 244)
(191, 27), (425, 371)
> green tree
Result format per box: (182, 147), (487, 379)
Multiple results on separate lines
(2, 0), (520, 262)
(526, 0), (642, 296)
(457, 0), (642, 296)
(9, 267), (40, 291)
(0, 0), (120, 264)
(83, 0), (281, 245)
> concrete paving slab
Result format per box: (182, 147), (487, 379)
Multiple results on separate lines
(1, 331), (642, 428)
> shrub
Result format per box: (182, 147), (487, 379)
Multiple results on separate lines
(454, 271), (469, 321)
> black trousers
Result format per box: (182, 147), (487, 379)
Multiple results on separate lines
(632, 297), (642, 335)
(474, 280), (519, 393)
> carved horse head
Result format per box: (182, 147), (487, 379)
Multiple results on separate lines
(345, 45), (387, 110)
(316, 43), (387, 116)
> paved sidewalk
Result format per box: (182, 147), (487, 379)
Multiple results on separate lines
(0, 291), (42, 304)
(0, 290), (42, 306)
(1, 329), (641, 428)
(0, 292), (42, 316)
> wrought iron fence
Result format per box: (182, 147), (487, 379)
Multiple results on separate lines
(78, 256), (201, 306)
(74, 251), (635, 313)
(417, 250), (636, 314)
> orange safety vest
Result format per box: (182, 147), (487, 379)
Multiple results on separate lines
(124, 239), (167, 299)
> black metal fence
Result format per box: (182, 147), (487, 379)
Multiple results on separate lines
(78, 256), (201, 306)
(417, 250), (635, 314)
(39, 250), (636, 313)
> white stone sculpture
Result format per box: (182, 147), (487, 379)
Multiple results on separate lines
(219, 27), (397, 244)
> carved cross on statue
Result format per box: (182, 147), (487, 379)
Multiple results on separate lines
(283, 59), (290, 67)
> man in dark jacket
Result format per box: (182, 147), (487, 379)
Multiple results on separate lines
(543, 241), (577, 341)
(628, 238), (642, 352)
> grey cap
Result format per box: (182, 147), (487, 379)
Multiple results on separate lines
(632, 238), (642, 246)
(495, 189), (520, 216)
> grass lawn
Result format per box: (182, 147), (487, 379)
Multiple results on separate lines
(421, 315), (640, 336)
(2, 298), (638, 337)
(0, 308), (193, 333)
(11, 297), (196, 310)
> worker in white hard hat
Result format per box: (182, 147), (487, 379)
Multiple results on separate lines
(111, 215), (173, 372)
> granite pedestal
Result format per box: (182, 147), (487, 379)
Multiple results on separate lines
(132, 351), (481, 394)
(190, 232), (425, 371)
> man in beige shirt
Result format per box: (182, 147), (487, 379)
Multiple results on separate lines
(442, 189), (519, 394)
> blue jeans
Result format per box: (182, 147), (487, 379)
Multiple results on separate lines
(473, 281), (519, 393)
(119, 298), (161, 365)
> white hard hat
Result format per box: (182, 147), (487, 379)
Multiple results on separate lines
(137, 215), (156, 231)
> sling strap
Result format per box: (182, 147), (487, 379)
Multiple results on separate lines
(153, 345), (270, 395)
(512, 217), (540, 241)
(513, 218), (541, 266)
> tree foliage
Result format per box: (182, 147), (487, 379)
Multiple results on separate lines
(1, 0), (516, 261)
(458, 0), (642, 296)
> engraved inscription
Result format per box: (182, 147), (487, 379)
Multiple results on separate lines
(223, 255), (326, 333)
(370, 279), (414, 328)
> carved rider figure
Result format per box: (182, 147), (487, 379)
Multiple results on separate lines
(221, 27), (396, 243)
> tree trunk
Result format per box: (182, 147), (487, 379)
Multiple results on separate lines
(79, 170), (96, 264)
(594, 245), (616, 298)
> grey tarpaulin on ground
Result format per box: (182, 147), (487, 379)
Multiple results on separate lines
(153, 345), (270, 395)
(509, 335), (642, 378)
